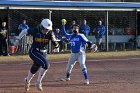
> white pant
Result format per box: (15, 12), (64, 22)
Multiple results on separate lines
(66, 51), (86, 73)
(96, 38), (102, 46)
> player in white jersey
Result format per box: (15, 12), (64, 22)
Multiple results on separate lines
(60, 19), (97, 85)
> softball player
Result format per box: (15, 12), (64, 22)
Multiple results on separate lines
(15, 19), (59, 91)
(60, 19), (96, 85)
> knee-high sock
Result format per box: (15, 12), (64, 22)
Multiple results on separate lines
(37, 68), (47, 84)
(26, 71), (35, 83)
(66, 72), (70, 78)
(82, 68), (88, 80)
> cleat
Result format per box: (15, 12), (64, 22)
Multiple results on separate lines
(60, 77), (70, 81)
(35, 82), (43, 91)
(24, 78), (30, 91)
(84, 79), (89, 85)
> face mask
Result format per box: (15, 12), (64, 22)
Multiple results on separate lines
(73, 30), (78, 34)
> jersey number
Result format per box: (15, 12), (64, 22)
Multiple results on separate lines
(70, 42), (75, 46)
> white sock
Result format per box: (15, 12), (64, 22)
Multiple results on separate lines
(26, 71), (35, 83)
(37, 68), (47, 84)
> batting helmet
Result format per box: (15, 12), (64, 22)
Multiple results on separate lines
(41, 19), (52, 30)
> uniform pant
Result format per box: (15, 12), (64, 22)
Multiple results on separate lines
(0, 38), (8, 55)
(66, 51), (86, 74)
(96, 38), (103, 50)
(29, 48), (49, 70)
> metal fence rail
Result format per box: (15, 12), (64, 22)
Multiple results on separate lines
(9, 36), (33, 54)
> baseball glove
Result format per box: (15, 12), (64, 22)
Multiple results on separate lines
(91, 44), (98, 52)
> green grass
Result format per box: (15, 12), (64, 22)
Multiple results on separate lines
(0, 50), (140, 63)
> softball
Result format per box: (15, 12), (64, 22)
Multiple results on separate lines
(61, 19), (67, 24)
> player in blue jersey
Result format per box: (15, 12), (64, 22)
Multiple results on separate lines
(14, 19), (59, 92)
(95, 20), (106, 51)
(60, 19), (97, 85)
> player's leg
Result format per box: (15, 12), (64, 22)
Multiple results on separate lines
(33, 50), (49, 91)
(78, 52), (89, 84)
(29, 48), (49, 91)
(25, 63), (40, 91)
(26, 64), (39, 82)
(35, 68), (47, 91)
(24, 49), (41, 91)
(61, 53), (77, 81)
(35, 54), (49, 90)
(97, 38), (102, 51)
(0, 39), (3, 56)
(2, 39), (9, 56)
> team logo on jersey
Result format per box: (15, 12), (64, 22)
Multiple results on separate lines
(71, 38), (79, 41)
(35, 38), (49, 43)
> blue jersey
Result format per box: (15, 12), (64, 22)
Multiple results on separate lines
(95, 25), (106, 38)
(79, 24), (90, 37)
(61, 25), (89, 53)
(27, 27), (57, 49)
(18, 23), (29, 32)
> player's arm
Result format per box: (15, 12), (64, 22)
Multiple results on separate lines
(102, 26), (106, 34)
(51, 32), (59, 48)
(17, 29), (28, 40)
(80, 34), (90, 44)
(14, 29), (28, 46)
(80, 34), (97, 52)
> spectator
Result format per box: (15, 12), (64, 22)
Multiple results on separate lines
(69, 20), (77, 34)
(79, 19), (90, 38)
(53, 28), (65, 52)
(127, 37), (138, 49)
(17, 19), (29, 53)
(95, 20), (106, 51)
(0, 21), (9, 56)
(18, 19), (29, 34)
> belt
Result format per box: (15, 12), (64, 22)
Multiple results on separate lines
(72, 52), (79, 53)
(36, 48), (47, 52)
(72, 51), (85, 54)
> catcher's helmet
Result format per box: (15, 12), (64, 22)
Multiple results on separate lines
(41, 19), (52, 30)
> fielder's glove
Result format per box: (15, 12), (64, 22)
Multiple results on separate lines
(90, 44), (98, 53)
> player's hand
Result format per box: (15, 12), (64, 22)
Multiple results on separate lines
(91, 44), (98, 53)
(61, 19), (67, 25)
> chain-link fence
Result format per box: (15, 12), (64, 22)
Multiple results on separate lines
(0, 9), (137, 55)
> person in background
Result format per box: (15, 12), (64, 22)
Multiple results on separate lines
(18, 19), (29, 34)
(17, 19), (29, 53)
(53, 28), (64, 52)
(79, 19), (90, 38)
(0, 21), (9, 56)
(95, 20), (106, 51)
(69, 20), (77, 34)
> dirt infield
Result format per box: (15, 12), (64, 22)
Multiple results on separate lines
(0, 54), (140, 93)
